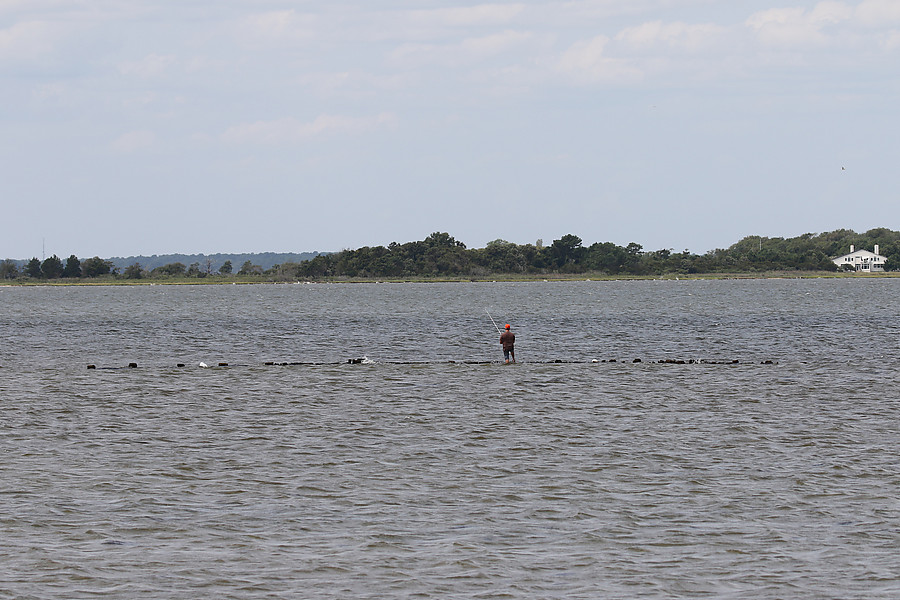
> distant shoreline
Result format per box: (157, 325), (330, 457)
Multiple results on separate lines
(6, 229), (897, 282)
(3, 271), (899, 287)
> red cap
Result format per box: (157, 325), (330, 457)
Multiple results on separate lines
(505, 324), (510, 329)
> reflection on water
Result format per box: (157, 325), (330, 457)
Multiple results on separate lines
(2, 280), (900, 599)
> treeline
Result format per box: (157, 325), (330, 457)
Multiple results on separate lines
(4, 228), (900, 281)
(106, 251), (321, 272)
(0, 255), (267, 280)
(1, 255), (117, 280)
(272, 229), (900, 279)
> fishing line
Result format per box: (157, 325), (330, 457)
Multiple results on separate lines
(485, 308), (501, 334)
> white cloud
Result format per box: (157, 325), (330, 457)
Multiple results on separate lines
(406, 4), (526, 27)
(0, 20), (59, 62)
(237, 10), (316, 46)
(855, 0), (900, 25)
(110, 130), (156, 153)
(614, 20), (726, 52)
(390, 30), (537, 68)
(555, 0), (683, 20)
(557, 35), (643, 84)
(810, 1), (855, 28)
(462, 30), (534, 55)
(746, 8), (821, 46)
(746, 2), (853, 47)
(221, 113), (397, 145)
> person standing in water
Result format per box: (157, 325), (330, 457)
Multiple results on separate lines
(500, 324), (515, 364)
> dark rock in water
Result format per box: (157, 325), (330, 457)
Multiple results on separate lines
(264, 362), (274, 366)
(633, 358), (641, 363)
(128, 362), (137, 368)
(87, 364), (96, 369)
(762, 360), (775, 364)
(348, 358), (364, 364)
(218, 362), (228, 367)
(176, 363), (185, 368)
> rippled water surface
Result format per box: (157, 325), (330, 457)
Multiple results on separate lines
(2, 280), (900, 598)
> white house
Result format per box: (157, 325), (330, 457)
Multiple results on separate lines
(832, 244), (887, 272)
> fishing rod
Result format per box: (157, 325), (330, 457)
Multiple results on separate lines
(485, 309), (502, 334)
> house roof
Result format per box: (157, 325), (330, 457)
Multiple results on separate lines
(832, 249), (885, 261)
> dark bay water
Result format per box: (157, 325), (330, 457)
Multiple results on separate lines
(2, 280), (900, 598)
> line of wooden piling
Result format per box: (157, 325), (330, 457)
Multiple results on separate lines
(85, 358), (777, 369)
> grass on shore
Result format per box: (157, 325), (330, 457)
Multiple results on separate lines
(3, 270), (899, 286)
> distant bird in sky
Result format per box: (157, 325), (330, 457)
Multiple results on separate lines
(842, 166), (846, 171)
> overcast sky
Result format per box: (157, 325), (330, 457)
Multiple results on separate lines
(2, 0), (898, 258)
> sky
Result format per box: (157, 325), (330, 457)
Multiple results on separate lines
(2, 0), (899, 258)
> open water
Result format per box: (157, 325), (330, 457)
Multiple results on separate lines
(1, 279), (900, 599)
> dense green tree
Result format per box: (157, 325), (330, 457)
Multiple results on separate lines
(62, 255), (82, 278)
(266, 262), (304, 279)
(151, 262), (187, 277)
(298, 254), (335, 277)
(219, 260), (233, 275)
(0, 259), (19, 279)
(424, 231), (466, 249)
(549, 234), (584, 270)
(82, 256), (112, 277)
(186, 262), (206, 277)
(238, 260), (262, 276)
(586, 242), (628, 274)
(475, 240), (527, 273)
(41, 255), (64, 279)
(25, 258), (42, 278)
(334, 246), (392, 277)
(882, 243), (900, 271)
(123, 263), (144, 279)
